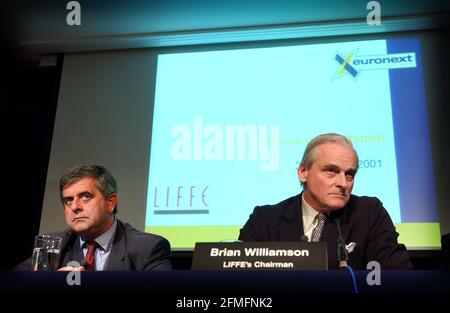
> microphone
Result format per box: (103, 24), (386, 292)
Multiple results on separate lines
(335, 218), (349, 268)
(60, 230), (75, 252)
(300, 235), (309, 242)
(80, 259), (88, 269)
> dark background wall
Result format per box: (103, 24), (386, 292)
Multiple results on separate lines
(3, 49), (63, 270)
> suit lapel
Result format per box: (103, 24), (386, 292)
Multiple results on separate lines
(106, 220), (127, 270)
(279, 194), (304, 241)
(61, 236), (83, 268)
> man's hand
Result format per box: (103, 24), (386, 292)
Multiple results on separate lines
(57, 266), (86, 271)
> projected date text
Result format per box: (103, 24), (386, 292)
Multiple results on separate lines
(358, 159), (382, 168)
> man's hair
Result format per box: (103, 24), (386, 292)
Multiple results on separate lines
(299, 133), (359, 187)
(59, 164), (118, 214)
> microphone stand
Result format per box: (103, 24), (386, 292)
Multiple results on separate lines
(335, 218), (349, 268)
(59, 230), (76, 268)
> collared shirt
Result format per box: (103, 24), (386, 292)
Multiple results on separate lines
(301, 195), (326, 242)
(80, 218), (117, 270)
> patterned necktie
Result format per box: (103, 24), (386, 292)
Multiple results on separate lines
(311, 213), (327, 242)
(85, 240), (97, 270)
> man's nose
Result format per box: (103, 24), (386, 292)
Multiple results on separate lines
(335, 173), (349, 189)
(70, 199), (83, 212)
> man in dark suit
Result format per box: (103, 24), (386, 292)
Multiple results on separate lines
(16, 164), (171, 271)
(439, 233), (450, 269)
(239, 133), (412, 270)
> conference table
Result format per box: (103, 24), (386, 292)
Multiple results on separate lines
(1, 270), (449, 309)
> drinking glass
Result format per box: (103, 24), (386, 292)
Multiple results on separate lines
(31, 235), (62, 271)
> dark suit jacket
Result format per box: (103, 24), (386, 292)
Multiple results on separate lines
(439, 233), (450, 269)
(239, 194), (412, 270)
(16, 219), (172, 270)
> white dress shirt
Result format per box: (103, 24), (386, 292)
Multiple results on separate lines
(301, 195), (325, 242)
(80, 218), (117, 270)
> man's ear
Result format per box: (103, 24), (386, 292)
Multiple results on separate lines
(298, 163), (308, 184)
(107, 193), (118, 214)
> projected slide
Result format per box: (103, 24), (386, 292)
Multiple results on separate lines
(145, 38), (440, 249)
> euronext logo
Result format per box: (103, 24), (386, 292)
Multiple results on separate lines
(333, 50), (416, 80)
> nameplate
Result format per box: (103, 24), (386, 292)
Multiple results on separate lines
(191, 242), (328, 270)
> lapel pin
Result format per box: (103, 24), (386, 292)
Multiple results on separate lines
(345, 242), (356, 253)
